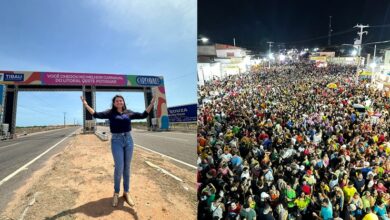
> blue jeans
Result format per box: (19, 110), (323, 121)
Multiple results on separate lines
(111, 132), (134, 193)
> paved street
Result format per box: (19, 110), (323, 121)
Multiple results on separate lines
(0, 127), (80, 213)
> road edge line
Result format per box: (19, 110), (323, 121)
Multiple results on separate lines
(145, 160), (183, 182)
(0, 131), (77, 187)
(134, 144), (197, 169)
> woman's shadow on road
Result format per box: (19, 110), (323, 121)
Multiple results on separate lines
(44, 197), (139, 220)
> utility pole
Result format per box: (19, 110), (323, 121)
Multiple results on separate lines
(328, 16), (332, 46)
(267, 41), (274, 54)
(267, 41), (273, 69)
(233, 37), (236, 46)
(354, 24), (369, 56)
(63, 112), (66, 127)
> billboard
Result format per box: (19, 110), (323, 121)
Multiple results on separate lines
(168, 104), (197, 123)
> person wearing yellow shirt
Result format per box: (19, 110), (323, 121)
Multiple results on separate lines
(303, 170), (317, 186)
(197, 144), (204, 155)
(320, 181), (330, 195)
(247, 196), (256, 210)
(373, 135), (379, 143)
(363, 208), (379, 220)
(362, 191), (376, 212)
(374, 165), (385, 179)
(343, 181), (358, 204)
(294, 192), (311, 214)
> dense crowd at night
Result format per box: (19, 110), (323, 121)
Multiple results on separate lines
(197, 62), (390, 220)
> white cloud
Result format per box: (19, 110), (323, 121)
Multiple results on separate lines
(83, 0), (196, 48)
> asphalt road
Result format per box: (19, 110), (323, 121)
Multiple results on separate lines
(0, 126), (195, 214)
(0, 126), (80, 214)
(97, 126), (196, 167)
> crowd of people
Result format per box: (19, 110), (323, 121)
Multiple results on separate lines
(197, 62), (390, 220)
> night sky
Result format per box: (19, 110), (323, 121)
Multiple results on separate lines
(198, 0), (390, 52)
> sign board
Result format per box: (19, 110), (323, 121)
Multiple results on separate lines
(0, 73), (24, 82)
(0, 71), (164, 87)
(136, 76), (162, 86)
(310, 56), (327, 62)
(358, 70), (373, 76)
(358, 70), (373, 80)
(168, 104), (197, 122)
(0, 85), (4, 125)
(0, 85), (3, 106)
(328, 57), (359, 65)
(319, 52), (335, 57)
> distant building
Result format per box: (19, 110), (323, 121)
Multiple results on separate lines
(197, 43), (251, 84)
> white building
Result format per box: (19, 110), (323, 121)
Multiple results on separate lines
(197, 44), (251, 85)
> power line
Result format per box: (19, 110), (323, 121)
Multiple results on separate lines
(286, 28), (356, 45)
(204, 23), (390, 51)
(277, 24), (390, 46)
(370, 24), (390, 28)
(362, 39), (390, 45)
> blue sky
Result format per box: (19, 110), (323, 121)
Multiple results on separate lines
(0, 0), (196, 126)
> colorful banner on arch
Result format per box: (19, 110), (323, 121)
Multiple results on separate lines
(0, 71), (169, 129)
(0, 71), (164, 87)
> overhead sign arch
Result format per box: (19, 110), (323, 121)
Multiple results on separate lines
(0, 71), (170, 137)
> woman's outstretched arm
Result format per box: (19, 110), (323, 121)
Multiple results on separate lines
(81, 96), (95, 115)
(81, 96), (110, 119)
(145, 96), (156, 113)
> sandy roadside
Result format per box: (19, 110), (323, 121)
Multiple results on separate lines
(1, 134), (197, 220)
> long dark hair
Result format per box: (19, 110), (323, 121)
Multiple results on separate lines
(110, 95), (127, 113)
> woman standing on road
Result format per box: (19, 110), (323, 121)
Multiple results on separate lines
(81, 94), (156, 207)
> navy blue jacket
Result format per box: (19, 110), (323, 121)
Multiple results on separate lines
(93, 109), (148, 133)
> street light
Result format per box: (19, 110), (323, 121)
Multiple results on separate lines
(198, 37), (209, 43)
